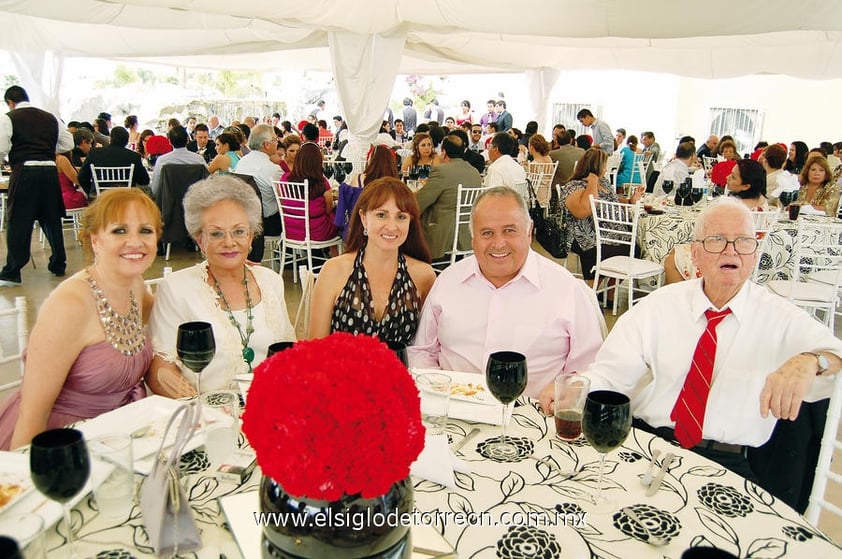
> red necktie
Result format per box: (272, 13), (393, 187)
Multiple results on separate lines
(670, 308), (732, 449)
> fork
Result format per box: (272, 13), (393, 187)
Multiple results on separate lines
(641, 449), (662, 486)
(622, 506), (668, 546)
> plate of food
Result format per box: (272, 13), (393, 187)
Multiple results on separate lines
(414, 369), (498, 407)
(0, 470), (33, 515)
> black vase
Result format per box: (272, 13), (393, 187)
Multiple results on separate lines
(260, 475), (413, 559)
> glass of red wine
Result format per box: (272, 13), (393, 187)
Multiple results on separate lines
(267, 341), (294, 359)
(661, 180), (674, 195)
(485, 351), (528, 460)
(177, 321), (216, 397)
(30, 428), (90, 557)
(386, 340), (409, 368)
(582, 390), (631, 513)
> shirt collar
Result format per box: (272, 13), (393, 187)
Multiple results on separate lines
(456, 249), (541, 290)
(691, 278), (751, 321)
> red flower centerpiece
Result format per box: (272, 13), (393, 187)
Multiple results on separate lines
(242, 332), (424, 559)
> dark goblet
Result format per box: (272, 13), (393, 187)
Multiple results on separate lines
(333, 165), (346, 184)
(30, 428), (90, 556)
(408, 166), (420, 181)
(582, 390), (631, 513)
(386, 340), (409, 368)
(323, 163), (334, 179)
(779, 191), (793, 207)
(485, 351), (528, 460)
(267, 341), (295, 358)
(690, 187), (704, 204)
(177, 321), (216, 396)
(661, 180), (674, 195)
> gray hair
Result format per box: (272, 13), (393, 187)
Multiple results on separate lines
(693, 196), (754, 240)
(469, 186), (531, 236)
(249, 124), (275, 151)
(183, 175), (263, 237)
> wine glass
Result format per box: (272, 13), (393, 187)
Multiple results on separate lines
(30, 428), (91, 556)
(661, 180), (674, 196)
(582, 390), (632, 513)
(177, 321), (216, 397)
(779, 190), (793, 208)
(690, 187), (704, 205)
(408, 166), (420, 182)
(267, 341), (294, 358)
(386, 340), (409, 368)
(485, 351), (528, 460)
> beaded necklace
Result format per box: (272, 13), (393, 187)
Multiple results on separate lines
(86, 270), (145, 356)
(208, 264), (255, 372)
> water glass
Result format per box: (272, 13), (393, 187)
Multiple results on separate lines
(416, 373), (452, 436)
(89, 433), (134, 521)
(554, 375), (590, 441)
(201, 391), (240, 466)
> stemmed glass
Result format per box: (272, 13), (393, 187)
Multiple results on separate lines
(485, 351), (528, 460)
(30, 428), (91, 556)
(661, 180), (674, 196)
(690, 187), (704, 205)
(779, 190), (794, 208)
(177, 321), (216, 398)
(386, 340), (409, 368)
(581, 390), (632, 513)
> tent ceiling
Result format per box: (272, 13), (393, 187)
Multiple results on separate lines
(3, 0), (842, 79)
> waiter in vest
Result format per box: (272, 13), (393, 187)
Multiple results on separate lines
(0, 86), (74, 285)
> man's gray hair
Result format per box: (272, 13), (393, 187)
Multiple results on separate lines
(183, 175), (263, 237)
(249, 124), (275, 151)
(693, 196), (755, 240)
(469, 186), (531, 236)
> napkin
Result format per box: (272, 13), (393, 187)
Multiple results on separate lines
(410, 434), (471, 489)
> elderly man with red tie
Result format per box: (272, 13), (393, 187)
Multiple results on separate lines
(542, 196), (842, 511)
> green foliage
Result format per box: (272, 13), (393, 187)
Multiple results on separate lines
(405, 74), (438, 106)
(113, 64), (137, 86)
(2, 74), (20, 89)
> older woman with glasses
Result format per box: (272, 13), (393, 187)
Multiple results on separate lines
(147, 175), (295, 398)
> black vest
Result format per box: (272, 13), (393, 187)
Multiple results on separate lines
(7, 106), (59, 165)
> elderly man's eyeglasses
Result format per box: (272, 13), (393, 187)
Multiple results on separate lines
(694, 235), (758, 255)
(205, 228), (250, 242)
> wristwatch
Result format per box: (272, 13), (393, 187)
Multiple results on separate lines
(801, 352), (829, 375)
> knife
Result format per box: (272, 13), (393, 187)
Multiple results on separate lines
(645, 452), (675, 496)
(453, 428), (480, 453)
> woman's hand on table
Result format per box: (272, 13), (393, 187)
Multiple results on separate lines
(148, 363), (198, 399)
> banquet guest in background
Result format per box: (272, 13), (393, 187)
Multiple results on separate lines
(478, 99), (497, 129)
(456, 100), (473, 125)
(550, 124), (566, 151)
(78, 126), (151, 197)
(149, 125), (207, 199)
(184, 116), (197, 140)
(483, 132), (527, 199)
(710, 139), (741, 188)
(124, 115), (140, 147)
(281, 142), (337, 243)
(567, 197), (841, 500)
(166, 118), (181, 132)
(0, 189), (160, 449)
(280, 134), (301, 174)
(614, 128), (626, 151)
(416, 135), (482, 260)
(71, 128), (94, 168)
(393, 119), (408, 144)
(796, 154), (840, 216)
(208, 115), (224, 139)
(654, 142), (695, 196)
(615, 135), (642, 188)
(93, 118), (110, 147)
(549, 130), (585, 187)
(761, 144), (797, 207)
(310, 177), (435, 345)
(148, 176), (295, 398)
(335, 144), (399, 240)
(527, 134), (552, 167)
(559, 148), (642, 286)
(785, 141), (809, 175)
(136, 128), (155, 160)
(494, 100), (513, 132)
(576, 108), (613, 154)
(444, 116), (456, 129)
(424, 98), (445, 125)
(696, 135), (719, 159)
(187, 123), (216, 164)
(207, 132), (241, 175)
(576, 135), (593, 150)
(402, 98), (417, 136)
(448, 128), (486, 175)
(57, 151), (88, 210)
(0, 85), (75, 286)
(468, 124), (484, 152)
(233, 124), (282, 237)
(640, 131), (661, 182)
(409, 186), (603, 398)
(401, 132), (440, 176)
(726, 159), (768, 210)
(507, 128), (528, 163)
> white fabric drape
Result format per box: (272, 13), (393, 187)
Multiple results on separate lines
(4, 14), (64, 114)
(525, 67), (560, 132)
(328, 30), (406, 160)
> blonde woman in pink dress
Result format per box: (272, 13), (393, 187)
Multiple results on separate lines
(0, 189), (161, 450)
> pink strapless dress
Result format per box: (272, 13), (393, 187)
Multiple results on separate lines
(0, 337), (152, 450)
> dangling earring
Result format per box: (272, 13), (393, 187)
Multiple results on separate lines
(363, 228), (368, 236)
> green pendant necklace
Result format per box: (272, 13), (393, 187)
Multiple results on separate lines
(209, 264), (255, 371)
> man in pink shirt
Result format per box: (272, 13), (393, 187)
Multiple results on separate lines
(409, 186), (603, 398)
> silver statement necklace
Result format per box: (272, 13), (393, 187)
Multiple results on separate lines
(86, 270), (145, 356)
(208, 264), (255, 372)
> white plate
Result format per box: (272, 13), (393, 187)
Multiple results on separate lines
(77, 395), (207, 475)
(413, 369), (506, 425)
(0, 468), (34, 515)
(0, 451), (109, 530)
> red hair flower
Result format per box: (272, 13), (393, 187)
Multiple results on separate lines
(242, 332), (424, 501)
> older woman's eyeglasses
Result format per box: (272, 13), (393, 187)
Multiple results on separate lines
(694, 235), (758, 255)
(204, 228), (250, 242)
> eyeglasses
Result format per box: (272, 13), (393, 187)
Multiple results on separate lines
(204, 228), (251, 242)
(694, 235), (758, 255)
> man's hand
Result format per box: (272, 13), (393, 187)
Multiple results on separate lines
(759, 354), (816, 420)
(538, 382), (554, 416)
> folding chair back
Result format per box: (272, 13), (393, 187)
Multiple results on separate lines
(91, 165), (134, 196)
(0, 297), (28, 393)
(449, 184), (487, 266)
(805, 373), (842, 525)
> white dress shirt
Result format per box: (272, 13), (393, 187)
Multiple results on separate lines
(149, 263), (295, 391)
(653, 158), (691, 196)
(409, 250), (604, 398)
(483, 154), (527, 199)
(0, 101), (74, 162)
(582, 279), (840, 447)
(233, 150), (281, 217)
